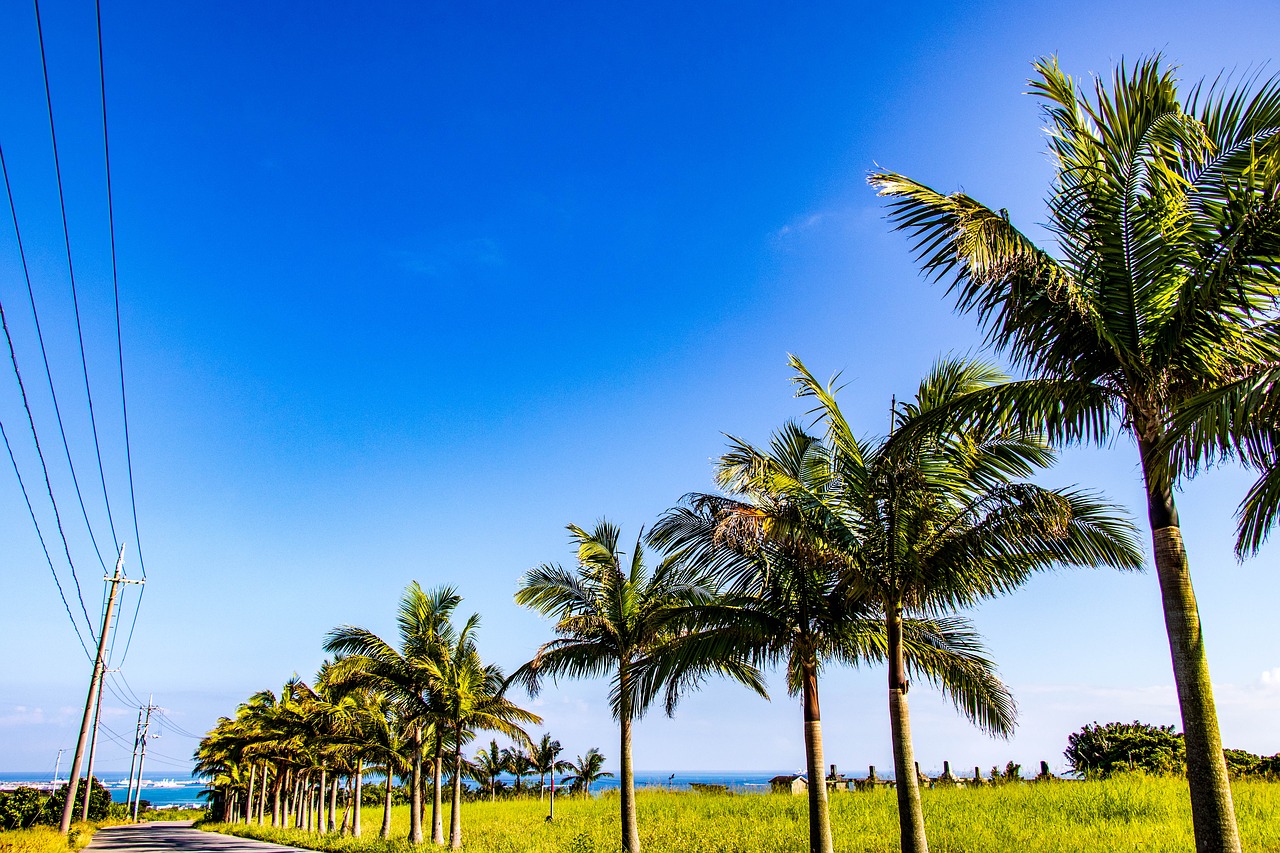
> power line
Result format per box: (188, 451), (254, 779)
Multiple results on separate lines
(31, 0), (121, 552)
(93, 0), (146, 582)
(0, 414), (92, 660)
(1, 141), (99, 640)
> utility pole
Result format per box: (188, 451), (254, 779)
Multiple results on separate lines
(124, 708), (143, 809)
(131, 699), (156, 821)
(81, 667), (118, 822)
(53, 748), (66, 784)
(59, 545), (140, 833)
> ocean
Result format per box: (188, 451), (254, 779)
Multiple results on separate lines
(0, 772), (206, 809)
(0, 769), (813, 808)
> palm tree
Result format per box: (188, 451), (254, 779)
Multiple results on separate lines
(428, 612), (540, 850)
(504, 747), (533, 796)
(775, 355), (1143, 853)
(472, 740), (506, 801)
(325, 583), (461, 844)
(528, 733), (573, 818)
(513, 522), (766, 853)
(652, 430), (1018, 853)
(869, 55), (1280, 853)
(562, 748), (612, 797)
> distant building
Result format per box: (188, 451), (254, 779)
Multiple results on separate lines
(769, 774), (807, 795)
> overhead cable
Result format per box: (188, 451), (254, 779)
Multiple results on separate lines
(31, 0), (121, 552)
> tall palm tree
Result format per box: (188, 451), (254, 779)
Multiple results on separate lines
(325, 583), (461, 845)
(562, 748), (612, 797)
(771, 356), (1142, 853)
(513, 522), (766, 853)
(652, 430), (1018, 853)
(428, 612), (540, 850)
(869, 55), (1280, 853)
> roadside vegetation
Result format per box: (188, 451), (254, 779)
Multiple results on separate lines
(200, 778), (1280, 853)
(196, 53), (1280, 853)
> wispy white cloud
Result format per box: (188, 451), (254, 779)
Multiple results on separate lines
(1261, 667), (1280, 687)
(774, 212), (829, 239)
(0, 705), (46, 727)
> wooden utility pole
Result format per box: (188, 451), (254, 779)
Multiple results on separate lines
(81, 660), (118, 819)
(59, 544), (139, 833)
(123, 708), (143, 810)
(131, 700), (156, 821)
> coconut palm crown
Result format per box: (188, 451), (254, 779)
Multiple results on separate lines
(512, 521), (766, 853)
(774, 354), (1143, 853)
(869, 55), (1280, 853)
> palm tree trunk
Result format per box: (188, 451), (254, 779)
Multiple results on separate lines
(1139, 437), (1240, 853)
(449, 724), (464, 850)
(539, 772), (545, 802)
(258, 765), (268, 825)
(410, 726), (424, 844)
(380, 770), (393, 840)
(272, 769), (282, 826)
(318, 767), (327, 834)
(800, 660), (834, 853)
(431, 734), (445, 845)
(294, 773), (304, 829)
(329, 775), (339, 832)
(887, 608), (929, 853)
(353, 761), (362, 839)
(618, 665), (640, 853)
(245, 764), (256, 825)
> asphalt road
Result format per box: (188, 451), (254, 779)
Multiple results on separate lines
(88, 823), (310, 853)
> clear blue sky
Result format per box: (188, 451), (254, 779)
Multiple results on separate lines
(1, 0), (1278, 778)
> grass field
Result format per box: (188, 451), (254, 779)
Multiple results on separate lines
(0, 825), (96, 853)
(203, 776), (1280, 852)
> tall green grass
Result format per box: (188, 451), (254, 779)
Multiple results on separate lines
(204, 777), (1280, 852)
(0, 825), (96, 853)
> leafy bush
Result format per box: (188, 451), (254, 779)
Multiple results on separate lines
(1066, 721), (1280, 779)
(0, 790), (56, 831)
(1065, 722), (1186, 777)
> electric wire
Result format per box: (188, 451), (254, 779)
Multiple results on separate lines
(0, 414), (92, 660)
(31, 0), (121, 552)
(93, 0), (145, 583)
(113, 670), (146, 708)
(1, 141), (99, 639)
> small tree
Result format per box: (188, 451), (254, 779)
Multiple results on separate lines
(1065, 721), (1186, 777)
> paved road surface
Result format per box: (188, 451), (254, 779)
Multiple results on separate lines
(89, 823), (311, 853)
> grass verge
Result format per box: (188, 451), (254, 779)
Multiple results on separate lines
(201, 777), (1280, 852)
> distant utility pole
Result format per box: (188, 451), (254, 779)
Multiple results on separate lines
(131, 699), (157, 821)
(59, 545), (141, 833)
(124, 708), (143, 809)
(81, 666), (118, 821)
(52, 749), (66, 784)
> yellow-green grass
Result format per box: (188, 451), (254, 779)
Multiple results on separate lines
(0, 825), (96, 853)
(204, 777), (1280, 852)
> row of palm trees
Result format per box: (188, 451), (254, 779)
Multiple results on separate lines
(510, 355), (1141, 853)
(198, 587), (543, 849)
(200, 55), (1279, 853)
(200, 345), (1140, 853)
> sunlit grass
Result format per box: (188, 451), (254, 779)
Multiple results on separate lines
(204, 776), (1280, 852)
(0, 825), (96, 853)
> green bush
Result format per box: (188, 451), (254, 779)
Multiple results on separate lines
(1065, 722), (1186, 777)
(0, 790), (56, 831)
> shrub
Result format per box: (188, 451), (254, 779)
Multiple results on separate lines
(1065, 722), (1185, 777)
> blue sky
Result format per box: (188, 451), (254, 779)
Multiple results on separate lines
(2, 0), (1279, 779)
